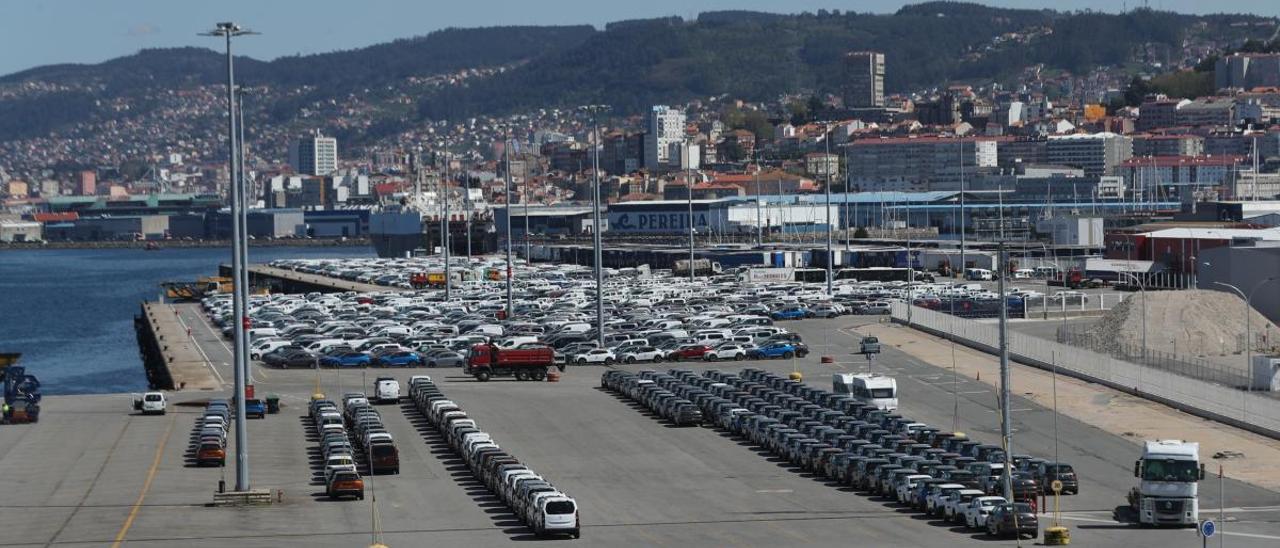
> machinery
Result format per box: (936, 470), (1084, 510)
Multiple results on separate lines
(1, 353), (42, 424)
(1127, 440), (1203, 526)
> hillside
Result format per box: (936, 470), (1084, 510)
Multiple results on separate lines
(0, 3), (1275, 148)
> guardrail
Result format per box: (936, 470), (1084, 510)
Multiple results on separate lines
(891, 302), (1280, 440)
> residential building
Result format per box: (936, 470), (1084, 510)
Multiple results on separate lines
(601, 132), (644, 175)
(290, 132), (339, 176)
(79, 170), (96, 196)
(1119, 156), (1245, 200)
(1136, 97), (1187, 131)
(1132, 134), (1204, 157)
(1216, 53), (1280, 91)
(644, 105), (686, 171)
(845, 136), (1001, 191)
(1046, 133), (1133, 178)
(843, 51), (885, 108)
(1175, 98), (1239, 128)
(804, 152), (840, 180)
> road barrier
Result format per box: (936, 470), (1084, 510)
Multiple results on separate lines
(891, 302), (1280, 440)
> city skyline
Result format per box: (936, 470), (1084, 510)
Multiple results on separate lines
(3, 0), (1279, 77)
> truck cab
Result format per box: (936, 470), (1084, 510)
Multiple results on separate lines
(1129, 440), (1203, 526)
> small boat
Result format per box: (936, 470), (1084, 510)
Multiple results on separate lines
(144, 241), (161, 251)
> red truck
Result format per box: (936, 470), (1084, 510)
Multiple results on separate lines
(466, 344), (556, 382)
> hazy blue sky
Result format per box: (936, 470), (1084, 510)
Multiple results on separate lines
(2, 0), (1277, 76)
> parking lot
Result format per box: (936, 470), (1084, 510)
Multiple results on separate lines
(4, 257), (1278, 547)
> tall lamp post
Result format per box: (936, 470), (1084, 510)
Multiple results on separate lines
(587, 105), (607, 347)
(1213, 277), (1275, 401)
(201, 21), (256, 493)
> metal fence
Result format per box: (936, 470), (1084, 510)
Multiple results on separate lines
(926, 293), (1128, 320)
(1056, 326), (1256, 390)
(892, 302), (1280, 440)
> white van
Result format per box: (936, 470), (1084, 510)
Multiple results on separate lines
(134, 392), (167, 415)
(534, 495), (580, 538)
(965, 268), (993, 281)
(374, 378), (401, 404)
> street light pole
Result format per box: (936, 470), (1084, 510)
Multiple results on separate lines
(504, 135), (513, 318)
(997, 242), (1014, 503)
(688, 165), (695, 284)
(236, 86), (252, 388)
(202, 21), (255, 493)
(442, 139), (452, 302)
(1214, 278), (1276, 402)
(825, 134), (833, 296)
(590, 106), (605, 347)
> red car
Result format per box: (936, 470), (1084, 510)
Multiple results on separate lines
(668, 344), (710, 361)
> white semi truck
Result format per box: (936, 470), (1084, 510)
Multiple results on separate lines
(1127, 439), (1204, 526)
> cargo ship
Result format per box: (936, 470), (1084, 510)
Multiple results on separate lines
(369, 202), (496, 258)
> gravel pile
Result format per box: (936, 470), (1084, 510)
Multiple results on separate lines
(1084, 289), (1276, 357)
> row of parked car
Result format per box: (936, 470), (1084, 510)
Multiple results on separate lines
(602, 367), (1081, 540)
(310, 390), (402, 500)
(193, 400), (229, 467)
(407, 376), (580, 539)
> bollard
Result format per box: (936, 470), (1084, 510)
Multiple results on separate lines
(277, 489), (283, 503)
(219, 479), (226, 493)
(821, 356), (834, 364)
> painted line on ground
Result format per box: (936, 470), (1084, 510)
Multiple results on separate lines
(110, 413), (175, 548)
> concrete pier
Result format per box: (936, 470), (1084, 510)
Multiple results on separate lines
(219, 264), (403, 294)
(134, 302), (222, 391)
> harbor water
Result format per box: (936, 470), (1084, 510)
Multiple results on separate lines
(0, 246), (373, 395)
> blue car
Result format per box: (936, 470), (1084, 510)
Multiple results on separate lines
(243, 399), (267, 419)
(751, 342), (798, 359)
(320, 351), (372, 368)
(770, 307), (810, 321)
(376, 351), (422, 367)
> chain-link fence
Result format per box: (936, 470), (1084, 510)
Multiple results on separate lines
(892, 302), (1280, 439)
(1056, 325), (1256, 390)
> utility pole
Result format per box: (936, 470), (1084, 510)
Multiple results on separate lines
(959, 139), (966, 276)
(998, 242), (1014, 503)
(755, 155), (762, 248)
(523, 138), (531, 261)
(824, 134), (834, 295)
(236, 86), (251, 387)
(590, 107), (605, 347)
(688, 164), (695, 283)
(504, 135), (513, 318)
(202, 21), (255, 492)
(442, 138), (452, 302)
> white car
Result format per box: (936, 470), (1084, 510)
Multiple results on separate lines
(373, 378), (401, 404)
(896, 474), (932, 504)
(134, 392), (167, 415)
(704, 344), (747, 361)
(945, 489), (986, 522)
(250, 339), (292, 360)
(574, 348), (616, 365)
(324, 454), (357, 482)
(533, 495), (579, 538)
(619, 347), (664, 363)
(964, 496), (1007, 529)
(927, 484), (966, 516)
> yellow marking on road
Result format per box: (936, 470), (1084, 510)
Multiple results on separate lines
(110, 414), (175, 548)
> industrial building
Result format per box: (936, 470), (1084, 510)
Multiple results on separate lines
(1198, 240), (1280, 326)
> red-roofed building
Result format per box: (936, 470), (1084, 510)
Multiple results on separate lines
(32, 212), (79, 223)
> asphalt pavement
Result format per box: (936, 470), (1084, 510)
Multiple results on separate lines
(1, 307), (1277, 547)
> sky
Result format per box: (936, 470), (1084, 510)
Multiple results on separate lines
(2, 0), (1277, 76)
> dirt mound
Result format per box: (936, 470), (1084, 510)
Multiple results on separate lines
(1085, 289), (1276, 357)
